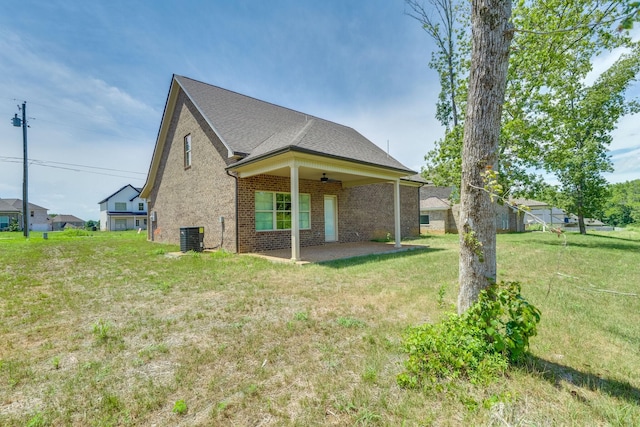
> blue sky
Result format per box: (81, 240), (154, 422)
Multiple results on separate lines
(1, 0), (638, 221)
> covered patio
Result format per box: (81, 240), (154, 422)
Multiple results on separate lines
(247, 240), (429, 264)
(231, 149), (420, 261)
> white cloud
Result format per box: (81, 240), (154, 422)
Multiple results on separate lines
(0, 29), (156, 220)
(607, 147), (640, 183)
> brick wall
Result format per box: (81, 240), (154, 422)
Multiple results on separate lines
(339, 183), (419, 242)
(420, 209), (448, 234)
(238, 176), (419, 253)
(441, 203), (523, 234)
(146, 90), (237, 252)
(146, 88), (420, 254)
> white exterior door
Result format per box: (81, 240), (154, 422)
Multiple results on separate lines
(324, 195), (337, 242)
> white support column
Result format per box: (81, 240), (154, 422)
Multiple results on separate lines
(290, 162), (300, 261)
(394, 179), (401, 248)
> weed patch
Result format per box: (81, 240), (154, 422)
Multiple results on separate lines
(398, 282), (540, 389)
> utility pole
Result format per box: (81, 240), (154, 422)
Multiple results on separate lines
(12, 102), (28, 238)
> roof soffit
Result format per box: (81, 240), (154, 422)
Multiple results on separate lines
(229, 150), (413, 184)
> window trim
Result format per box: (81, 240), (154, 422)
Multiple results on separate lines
(114, 202), (127, 212)
(184, 134), (192, 169)
(255, 191), (311, 231)
(138, 202), (144, 211)
(419, 214), (430, 225)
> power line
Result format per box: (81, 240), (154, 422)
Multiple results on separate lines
(0, 156), (146, 175)
(0, 156), (147, 180)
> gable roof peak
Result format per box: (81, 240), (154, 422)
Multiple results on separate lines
(173, 75), (413, 173)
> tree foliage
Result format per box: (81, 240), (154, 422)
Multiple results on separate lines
(604, 179), (640, 225)
(405, 0), (470, 186)
(415, 0), (640, 208)
(506, 2), (640, 233)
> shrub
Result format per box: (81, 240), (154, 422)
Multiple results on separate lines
(62, 228), (90, 237)
(466, 281), (541, 363)
(398, 281), (540, 389)
(8, 218), (20, 232)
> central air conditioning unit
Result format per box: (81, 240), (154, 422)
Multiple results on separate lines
(180, 226), (204, 253)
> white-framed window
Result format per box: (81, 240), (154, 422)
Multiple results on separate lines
(135, 219), (140, 226)
(184, 134), (192, 168)
(114, 202), (127, 211)
(138, 202), (144, 211)
(255, 191), (310, 231)
(420, 214), (430, 225)
(0, 216), (9, 229)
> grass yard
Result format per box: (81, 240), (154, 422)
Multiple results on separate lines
(1, 228), (639, 426)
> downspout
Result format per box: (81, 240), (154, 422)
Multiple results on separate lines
(418, 182), (425, 236)
(226, 169), (239, 254)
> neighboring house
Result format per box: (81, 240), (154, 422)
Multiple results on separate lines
(140, 75), (421, 260)
(51, 214), (85, 231)
(419, 186), (457, 234)
(512, 199), (574, 229)
(98, 185), (148, 231)
(420, 186), (525, 234)
(0, 198), (50, 231)
(0, 199), (20, 231)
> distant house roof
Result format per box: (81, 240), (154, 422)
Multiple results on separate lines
(52, 215), (85, 223)
(173, 75), (414, 174)
(420, 185), (455, 201)
(0, 198), (48, 212)
(512, 198), (551, 208)
(0, 199), (20, 213)
(420, 196), (451, 210)
(98, 184), (141, 204)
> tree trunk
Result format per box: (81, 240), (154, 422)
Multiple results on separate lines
(578, 214), (587, 234)
(577, 183), (587, 234)
(458, 0), (514, 314)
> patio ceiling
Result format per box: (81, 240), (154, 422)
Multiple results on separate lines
(228, 150), (416, 188)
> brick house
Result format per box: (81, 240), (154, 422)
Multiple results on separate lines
(0, 198), (50, 231)
(50, 214), (85, 231)
(420, 185), (525, 234)
(140, 75), (421, 260)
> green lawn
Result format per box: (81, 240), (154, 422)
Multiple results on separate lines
(1, 229), (639, 426)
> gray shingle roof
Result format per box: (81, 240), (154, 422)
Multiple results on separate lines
(511, 198), (550, 208)
(420, 196), (451, 210)
(0, 199), (19, 213)
(98, 184), (140, 204)
(0, 198), (48, 211)
(174, 75), (413, 173)
(52, 215), (85, 223)
(420, 186), (455, 201)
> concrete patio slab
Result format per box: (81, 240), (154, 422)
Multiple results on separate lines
(246, 241), (429, 264)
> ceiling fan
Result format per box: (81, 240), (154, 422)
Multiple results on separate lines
(320, 173), (340, 183)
